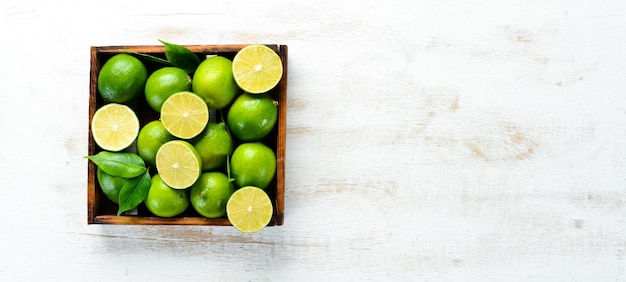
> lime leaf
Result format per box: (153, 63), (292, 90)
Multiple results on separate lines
(159, 39), (200, 73)
(85, 151), (146, 178)
(117, 170), (152, 216)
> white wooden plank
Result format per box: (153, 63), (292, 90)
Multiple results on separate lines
(0, 0), (625, 281)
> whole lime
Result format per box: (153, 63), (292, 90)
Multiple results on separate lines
(230, 142), (276, 189)
(227, 93), (278, 141)
(96, 168), (125, 204)
(144, 67), (192, 112)
(144, 174), (190, 217)
(192, 122), (234, 171)
(190, 172), (235, 218)
(97, 54), (148, 103)
(137, 120), (175, 167)
(192, 56), (239, 109)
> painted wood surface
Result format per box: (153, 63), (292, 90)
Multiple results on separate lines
(0, 0), (625, 281)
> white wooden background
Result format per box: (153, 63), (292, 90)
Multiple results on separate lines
(1, 0), (625, 281)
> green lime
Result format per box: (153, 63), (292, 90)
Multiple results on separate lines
(137, 120), (175, 167)
(144, 67), (192, 112)
(156, 140), (203, 189)
(192, 122), (234, 171)
(226, 186), (273, 233)
(192, 56), (239, 109)
(190, 172), (235, 218)
(91, 103), (140, 152)
(230, 142), (276, 189)
(96, 168), (125, 204)
(232, 44), (283, 94)
(227, 93), (278, 141)
(97, 54), (148, 103)
(144, 174), (190, 217)
(160, 91), (209, 139)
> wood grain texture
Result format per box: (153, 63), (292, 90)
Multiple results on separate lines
(1, 0), (625, 281)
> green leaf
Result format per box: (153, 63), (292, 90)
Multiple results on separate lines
(159, 39), (200, 73)
(85, 151), (146, 178)
(117, 170), (152, 216)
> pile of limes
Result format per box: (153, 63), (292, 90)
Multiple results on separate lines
(87, 43), (283, 233)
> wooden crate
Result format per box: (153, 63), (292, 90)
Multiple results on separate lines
(87, 44), (287, 225)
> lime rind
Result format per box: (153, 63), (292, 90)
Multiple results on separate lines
(91, 103), (140, 152)
(226, 186), (273, 233)
(232, 45), (283, 94)
(155, 140), (202, 189)
(160, 92), (209, 139)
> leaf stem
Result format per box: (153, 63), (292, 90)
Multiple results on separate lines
(123, 50), (171, 65)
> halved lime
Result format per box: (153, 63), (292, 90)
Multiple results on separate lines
(155, 140), (202, 189)
(226, 186), (273, 233)
(91, 103), (140, 152)
(232, 45), (283, 94)
(160, 91), (209, 139)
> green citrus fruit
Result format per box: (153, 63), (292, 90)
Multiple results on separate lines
(192, 122), (234, 171)
(137, 120), (175, 167)
(226, 186), (273, 233)
(230, 142), (276, 189)
(96, 168), (125, 204)
(156, 140), (202, 189)
(227, 93), (278, 141)
(191, 56), (239, 109)
(97, 54), (148, 103)
(160, 91), (209, 139)
(144, 67), (192, 112)
(91, 103), (140, 152)
(190, 172), (235, 218)
(232, 44), (283, 94)
(144, 174), (190, 217)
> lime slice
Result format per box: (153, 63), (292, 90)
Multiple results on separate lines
(160, 91), (209, 139)
(155, 140), (202, 189)
(226, 186), (273, 233)
(91, 103), (140, 151)
(232, 45), (283, 94)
